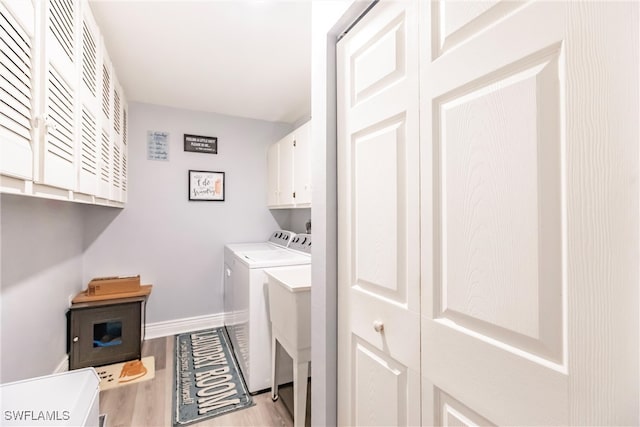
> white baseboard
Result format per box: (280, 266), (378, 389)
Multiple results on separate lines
(54, 355), (69, 374)
(145, 313), (225, 340)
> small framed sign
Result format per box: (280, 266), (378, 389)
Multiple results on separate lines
(189, 170), (225, 201)
(148, 131), (170, 161)
(184, 134), (217, 154)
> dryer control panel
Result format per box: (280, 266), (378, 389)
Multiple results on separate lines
(268, 230), (295, 247)
(289, 234), (311, 254)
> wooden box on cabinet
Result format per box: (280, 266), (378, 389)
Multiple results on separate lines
(87, 275), (141, 296)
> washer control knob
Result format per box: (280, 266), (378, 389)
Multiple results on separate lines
(373, 321), (384, 333)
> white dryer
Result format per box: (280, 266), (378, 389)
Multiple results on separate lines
(223, 231), (311, 393)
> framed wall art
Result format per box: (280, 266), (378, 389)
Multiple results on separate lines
(188, 170), (225, 201)
(147, 131), (170, 161)
(184, 134), (217, 154)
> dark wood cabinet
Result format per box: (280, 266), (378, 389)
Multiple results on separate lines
(67, 296), (146, 370)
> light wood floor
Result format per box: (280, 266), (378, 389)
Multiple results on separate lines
(99, 336), (296, 427)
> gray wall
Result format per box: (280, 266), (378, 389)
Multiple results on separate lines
(0, 102), (292, 382)
(0, 194), (85, 383)
(288, 207), (312, 234)
(82, 102), (292, 323)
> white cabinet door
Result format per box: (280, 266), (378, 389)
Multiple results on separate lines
(293, 120), (311, 207)
(40, 0), (78, 190)
(420, 1), (639, 425)
(120, 99), (127, 203)
(1, 0), (126, 205)
(278, 134), (295, 207)
(77, 2), (99, 196)
(98, 48), (126, 204)
(110, 77), (123, 202)
(267, 121), (313, 209)
(0, 1), (35, 180)
(337, 1), (421, 425)
(97, 46), (112, 200)
(267, 141), (279, 206)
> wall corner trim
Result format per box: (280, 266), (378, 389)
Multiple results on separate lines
(53, 356), (69, 374)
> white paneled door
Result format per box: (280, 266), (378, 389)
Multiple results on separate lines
(421, 1), (638, 425)
(338, 1), (638, 426)
(337, 1), (420, 426)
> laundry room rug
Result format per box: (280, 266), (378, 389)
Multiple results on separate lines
(96, 356), (155, 391)
(173, 327), (253, 426)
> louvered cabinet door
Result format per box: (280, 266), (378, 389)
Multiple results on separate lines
(40, 0), (78, 190)
(97, 46), (112, 199)
(76, 1), (100, 196)
(0, 1), (36, 180)
(110, 77), (123, 202)
(120, 98), (128, 203)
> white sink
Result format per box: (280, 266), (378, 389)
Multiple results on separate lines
(266, 265), (312, 427)
(266, 265), (311, 352)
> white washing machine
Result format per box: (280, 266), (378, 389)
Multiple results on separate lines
(223, 231), (311, 393)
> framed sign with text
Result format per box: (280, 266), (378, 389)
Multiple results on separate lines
(184, 134), (217, 154)
(148, 131), (169, 160)
(188, 170), (225, 201)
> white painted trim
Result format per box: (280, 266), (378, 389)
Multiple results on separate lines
(54, 355), (69, 374)
(311, 2), (373, 425)
(144, 313), (225, 340)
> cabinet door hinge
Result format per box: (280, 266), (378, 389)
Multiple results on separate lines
(293, 139), (297, 147)
(293, 192), (296, 198)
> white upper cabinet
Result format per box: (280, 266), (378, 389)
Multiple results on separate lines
(110, 76), (127, 203)
(0, 0), (127, 206)
(267, 120), (312, 209)
(40, 0), (78, 190)
(77, 2), (100, 196)
(120, 98), (127, 203)
(278, 131), (295, 207)
(97, 43), (113, 200)
(0, 1), (35, 180)
(292, 120), (311, 207)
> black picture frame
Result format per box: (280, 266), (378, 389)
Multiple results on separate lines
(188, 170), (225, 201)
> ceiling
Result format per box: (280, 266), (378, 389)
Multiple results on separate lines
(89, 1), (312, 124)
